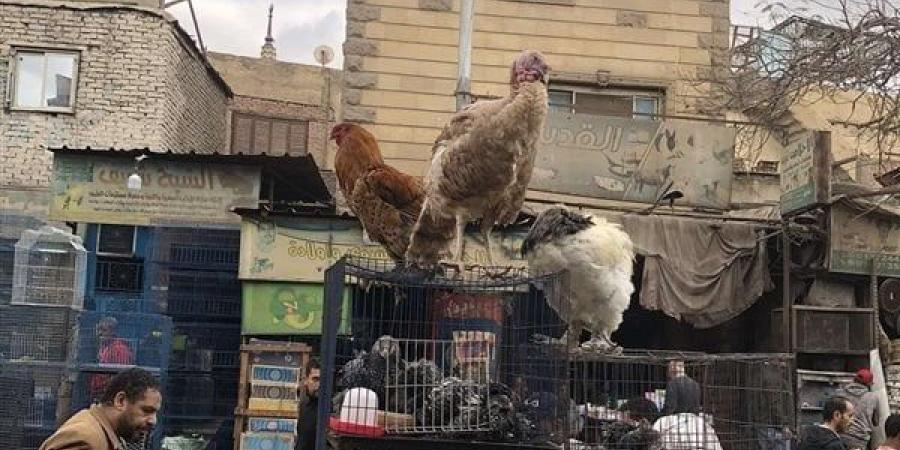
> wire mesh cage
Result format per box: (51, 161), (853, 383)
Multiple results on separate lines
(0, 305), (79, 362)
(149, 268), (242, 320)
(1, 362), (68, 434)
(319, 257), (569, 445)
(568, 352), (795, 450)
(0, 239), (14, 306)
(171, 322), (241, 370)
(165, 373), (216, 417)
(147, 228), (240, 270)
(12, 226), (87, 309)
(0, 370), (33, 449)
(73, 312), (173, 369)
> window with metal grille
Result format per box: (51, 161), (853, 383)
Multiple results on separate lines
(231, 112), (309, 155)
(548, 85), (664, 120)
(97, 225), (136, 256)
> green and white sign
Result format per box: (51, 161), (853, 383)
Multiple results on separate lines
(781, 131), (830, 215)
(241, 282), (349, 335)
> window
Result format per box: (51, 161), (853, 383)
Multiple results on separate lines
(9, 48), (79, 112)
(97, 225), (136, 256)
(548, 86), (664, 120)
(231, 112), (309, 155)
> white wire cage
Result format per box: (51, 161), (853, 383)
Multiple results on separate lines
(11, 226), (87, 309)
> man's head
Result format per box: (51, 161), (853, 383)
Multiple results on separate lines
(667, 360), (686, 380)
(823, 396), (854, 432)
(855, 368), (874, 387)
(99, 368), (161, 442)
(96, 316), (118, 343)
(304, 358), (321, 398)
(885, 414), (900, 440)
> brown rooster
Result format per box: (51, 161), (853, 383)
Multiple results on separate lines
(406, 50), (550, 269)
(331, 123), (424, 262)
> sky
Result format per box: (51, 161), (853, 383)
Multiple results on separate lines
(169, 0), (769, 68)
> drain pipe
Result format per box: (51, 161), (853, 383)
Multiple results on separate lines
(455, 0), (474, 110)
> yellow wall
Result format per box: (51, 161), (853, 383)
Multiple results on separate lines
(342, 0), (729, 176)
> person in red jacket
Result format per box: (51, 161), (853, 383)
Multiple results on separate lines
(90, 317), (135, 400)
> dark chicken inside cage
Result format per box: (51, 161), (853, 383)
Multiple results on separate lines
(319, 257), (571, 445)
(318, 257), (796, 450)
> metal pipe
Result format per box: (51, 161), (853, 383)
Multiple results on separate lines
(782, 222), (792, 353)
(455, 0), (474, 111)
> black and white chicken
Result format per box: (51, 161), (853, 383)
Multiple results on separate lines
(521, 207), (636, 352)
(338, 335), (401, 406)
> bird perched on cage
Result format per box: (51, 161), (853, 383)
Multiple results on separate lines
(338, 335), (401, 405)
(331, 123), (424, 263)
(405, 50), (549, 271)
(521, 207), (635, 353)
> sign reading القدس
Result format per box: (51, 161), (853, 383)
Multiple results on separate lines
(531, 112), (736, 209)
(49, 153), (260, 227)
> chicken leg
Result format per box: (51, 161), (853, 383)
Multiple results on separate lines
(442, 214), (467, 276)
(480, 222), (496, 266)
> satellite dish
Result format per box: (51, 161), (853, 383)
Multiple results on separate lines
(881, 278), (900, 314)
(314, 45), (334, 66)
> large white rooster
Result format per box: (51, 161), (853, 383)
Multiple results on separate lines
(521, 207), (636, 352)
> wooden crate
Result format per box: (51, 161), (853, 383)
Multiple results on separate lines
(234, 340), (313, 450)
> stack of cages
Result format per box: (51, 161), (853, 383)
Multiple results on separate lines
(146, 227), (242, 442)
(235, 342), (312, 450)
(2, 226), (85, 448)
(569, 352), (796, 450)
(241, 360), (306, 450)
(70, 310), (173, 450)
(318, 257), (570, 448)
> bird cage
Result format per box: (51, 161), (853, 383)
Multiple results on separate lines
(1, 239), (15, 305)
(0, 304), (79, 362)
(12, 226), (87, 309)
(569, 352), (796, 450)
(320, 257), (569, 444)
(147, 227), (241, 270)
(73, 311), (173, 370)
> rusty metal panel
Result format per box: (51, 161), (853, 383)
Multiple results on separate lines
(532, 112), (736, 209)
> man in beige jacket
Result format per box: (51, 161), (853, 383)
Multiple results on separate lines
(40, 368), (161, 450)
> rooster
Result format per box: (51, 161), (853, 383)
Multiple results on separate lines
(405, 50), (550, 270)
(521, 207), (635, 352)
(331, 123), (424, 262)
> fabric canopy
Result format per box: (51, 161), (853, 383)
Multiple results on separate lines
(620, 214), (773, 329)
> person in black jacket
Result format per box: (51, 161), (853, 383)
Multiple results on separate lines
(662, 360), (701, 415)
(799, 396), (855, 450)
(296, 358), (321, 450)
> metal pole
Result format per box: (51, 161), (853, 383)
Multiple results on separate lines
(455, 0), (474, 110)
(782, 222), (792, 353)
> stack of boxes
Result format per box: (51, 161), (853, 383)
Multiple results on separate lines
(237, 342), (311, 450)
(887, 338), (900, 412)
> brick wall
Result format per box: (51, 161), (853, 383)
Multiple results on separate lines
(0, 1), (229, 189)
(342, 0), (730, 177)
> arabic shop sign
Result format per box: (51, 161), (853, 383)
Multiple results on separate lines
(49, 153), (260, 227)
(829, 205), (900, 277)
(532, 113), (736, 209)
(239, 216), (527, 283)
(781, 131), (831, 216)
(241, 282), (350, 335)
